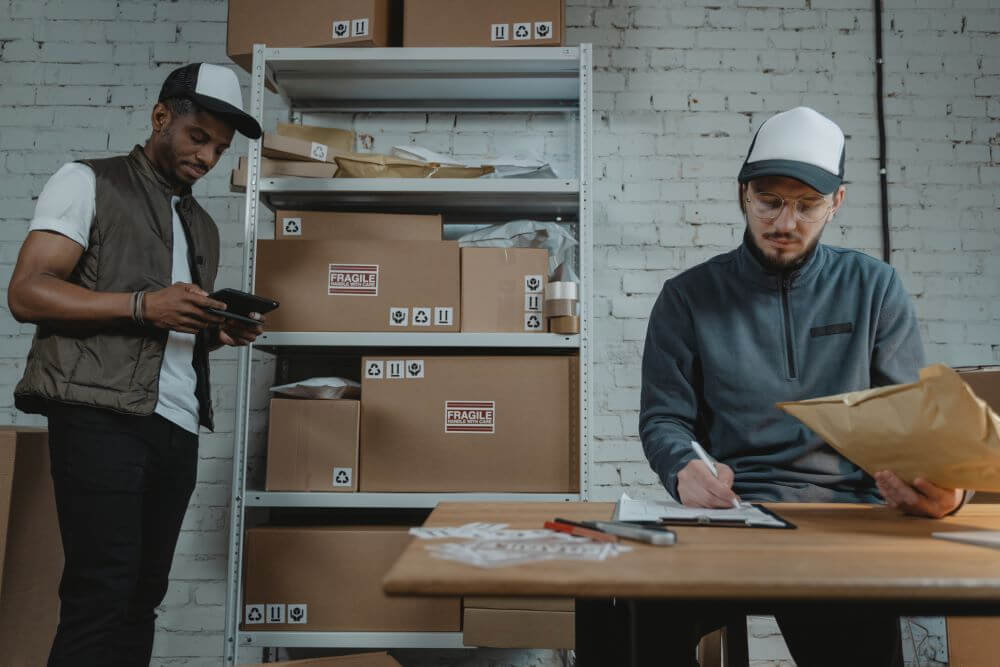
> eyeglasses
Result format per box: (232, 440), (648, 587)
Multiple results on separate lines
(745, 190), (833, 224)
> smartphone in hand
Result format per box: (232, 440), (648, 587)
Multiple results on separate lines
(207, 288), (279, 326)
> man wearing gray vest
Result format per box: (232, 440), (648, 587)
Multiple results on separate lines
(8, 63), (263, 666)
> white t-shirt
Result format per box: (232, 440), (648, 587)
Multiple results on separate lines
(29, 162), (202, 434)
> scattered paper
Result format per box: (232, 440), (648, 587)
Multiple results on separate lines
(778, 364), (1000, 491)
(426, 535), (632, 569)
(391, 145), (559, 179)
(615, 493), (788, 528)
(932, 531), (1000, 549)
(409, 522), (550, 541)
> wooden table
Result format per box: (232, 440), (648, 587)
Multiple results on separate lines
(384, 502), (1000, 665)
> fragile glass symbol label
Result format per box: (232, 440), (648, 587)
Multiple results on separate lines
(332, 20), (350, 38)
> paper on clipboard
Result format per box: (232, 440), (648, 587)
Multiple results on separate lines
(615, 493), (789, 528)
(778, 364), (1000, 491)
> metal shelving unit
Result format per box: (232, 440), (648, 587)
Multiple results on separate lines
(224, 45), (593, 663)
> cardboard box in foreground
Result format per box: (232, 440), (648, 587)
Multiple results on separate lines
(243, 525), (460, 631)
(360, 355), (579, 492)
(403, 0), (564, 47)
(0, 427), (61, 665)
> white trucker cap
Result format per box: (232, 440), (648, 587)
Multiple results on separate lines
(738, 107), (845, 194)
(158, 63), (262, 139)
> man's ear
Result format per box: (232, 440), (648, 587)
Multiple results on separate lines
(831, 185), (846, 213)
(150, 102), (171, 135)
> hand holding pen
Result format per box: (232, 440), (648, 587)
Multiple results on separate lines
(677, 440), (742, 509)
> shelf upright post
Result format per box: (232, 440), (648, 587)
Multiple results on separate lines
(223, 42), (268, 666)
(578, 44), (594, 501)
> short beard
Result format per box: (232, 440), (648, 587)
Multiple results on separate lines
(746, 225), (824, 273)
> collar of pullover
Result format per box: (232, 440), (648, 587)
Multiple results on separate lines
(736, 229), (825, 290)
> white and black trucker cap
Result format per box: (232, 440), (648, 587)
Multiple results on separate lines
(738, 106), (845, 195)
(158, 63), (262, 139)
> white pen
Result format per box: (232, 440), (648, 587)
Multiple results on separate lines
(690, 440), (741, 509)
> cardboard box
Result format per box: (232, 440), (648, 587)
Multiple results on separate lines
(464, 597), (573, 612)
(231, 157), (338, 188)
(262, 133), (344, 164)
(228, 0), (399, 72)
(0, 428), (61, 666)
(244, 652), (402, 667)
(947, 618), (1000, 667)
(403, 0), (565, 47)
(460, 247), (548, 333)
(243, 525), (460, 631)
(255, 240), (461, 332)
(277, 122), (355, 153)
(266, 399), (359, 492)
(463, 608), (574, 649)
(360, 355), (579, 492)
(275, 210), (441, 241)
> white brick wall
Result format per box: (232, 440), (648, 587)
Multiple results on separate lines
(1, 1), (996, 665)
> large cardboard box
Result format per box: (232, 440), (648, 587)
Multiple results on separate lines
(243, 526), (460, 631)
(0, 427), (61, 666)
(360, 355), (579, 492)
(228, 0), (399, 72)
(231, 157), (338, 189)
(275, 210), (442, 241)
(463, 608), (574, 649)
(266, 399), (359, 492)
(245, 654), (401, 667)
(403, 0), (565, 47)
(460, 247), (548, 333)
(255, 240), (460, 332)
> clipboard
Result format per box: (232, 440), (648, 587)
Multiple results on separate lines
(653, 504), (795, 529)
(615, 493), (796, 529)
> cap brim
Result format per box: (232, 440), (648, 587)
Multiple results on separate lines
(738, 159), (841, 195)
(189, 92), (262, 139)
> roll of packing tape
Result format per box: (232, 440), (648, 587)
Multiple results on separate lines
(544, 298), (578, 318)
(545, 281), (578, 301)
(550, 316), (580, 335)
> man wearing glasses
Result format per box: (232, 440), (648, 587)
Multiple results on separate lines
(637, 107), (964, 666)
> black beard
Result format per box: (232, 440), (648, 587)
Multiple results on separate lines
(744, 227), (822, 274)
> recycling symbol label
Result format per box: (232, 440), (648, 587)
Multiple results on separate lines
(406, 359), (424, 378)
(524, 275), (543, 293)
(245, 604), (264, 624)
(513, 22), (531, 40)
(287, 604), (308, 624)
(413, 307), (432, 326)
(525, 313), (543, 331)
(535, 21), (553, 39)
(389, 307), (409, 327)
(332, 467), (353, 487)
(365, 360), (384, 379)
(266, 604), (285, 624)
(281, 217), (302, 236)
(387, 360), (405, 379)
(309, 142), (328, 161)
(332, 20), (350, 38)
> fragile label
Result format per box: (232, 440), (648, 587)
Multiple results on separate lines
(389, 307), (409, 327)
(445, 400), (496, 434)
(491, 23), (509, 41)
(287, 604), (308, 624)
(281, 217), (302, 236)
(266, 604), (286, 624)
(332, 467), (353, 487)
(329, 264), (378, 296)
(412, 307), (432, 326)
(332, 20), (350, 38)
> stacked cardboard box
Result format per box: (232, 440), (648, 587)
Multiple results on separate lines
(227, 0), (400, 72)
(0, 428), (61, 665)
(231, 123), (355, 190)
(360, 355), (578, 492)
(243, 525), (461, 631)
(463, 597), (574, 649)
(266, 398), (360, 492)
(403, 0), (565, 47)
(460, 247), (548, 333)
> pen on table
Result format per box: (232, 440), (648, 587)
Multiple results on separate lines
(552, 518), (676, 547)
(544, 519), (619, 543)
(690, 439), (741, 509)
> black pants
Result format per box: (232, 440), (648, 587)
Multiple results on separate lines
(578, 599), (904, 667)
(46, 404), (198, 667)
